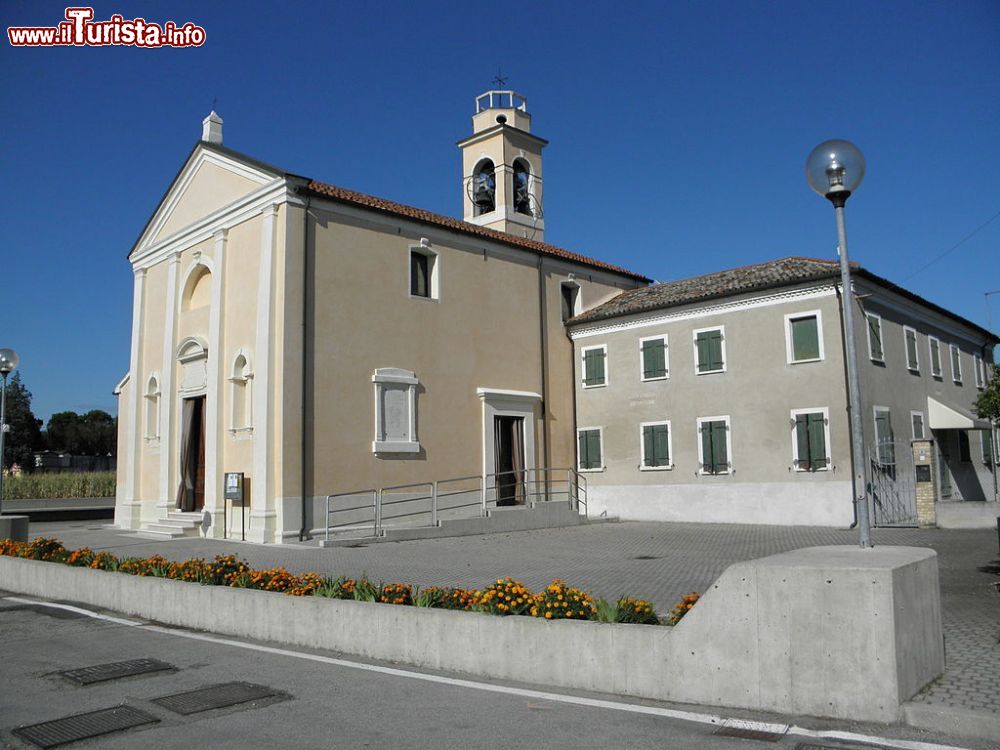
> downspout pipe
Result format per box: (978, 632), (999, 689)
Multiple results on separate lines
(299, 194), (312, 541)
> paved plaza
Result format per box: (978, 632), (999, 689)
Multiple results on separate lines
(22, 518), (1000, 727)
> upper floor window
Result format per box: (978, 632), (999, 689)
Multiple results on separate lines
(640, 421), (672, 469)
(911, 411), (925, 440)
(866, 313), (884, 362)
(974, 355), (985, 389)
(791, 408), (829, 471)
(697, 416), (731, 475)
(409, 246), (438, 300)
(471, 160), (496, 215)
(929, 337), (942, 378)
(512, 159), (532, 216)
(694, 326), (725, 374)
(373, 368), (420, 455)
(904, 327), (919, 371)
(640, 335), (668, 381)
(561, 282), (580, 322)
(785, 311), (823, 363)
(577, 427), (603, 472)
(581, 345), (607, 388)
(950, 345), (962, 383)
(144, 375), (160, 440)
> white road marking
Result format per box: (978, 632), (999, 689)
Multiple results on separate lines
(3, 596), (971, 750)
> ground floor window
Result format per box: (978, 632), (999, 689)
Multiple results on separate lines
(697, 416), (730, 474)
(791, 408), (829, 471)
(577, 428), (603, 471)
(640, 421), (672, 469)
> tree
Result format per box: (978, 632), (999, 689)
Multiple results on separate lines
(974, 363), (1000, 423)
(1, 372), (43, 472)
(45, 409), (117, 455)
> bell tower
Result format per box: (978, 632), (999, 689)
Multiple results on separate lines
(458, 90), (547, 240)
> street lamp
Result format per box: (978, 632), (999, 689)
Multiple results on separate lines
(0, 347), (20, 516)
(806, 140), (872, 548)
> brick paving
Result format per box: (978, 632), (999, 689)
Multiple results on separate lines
(24, 519), (1000, 719)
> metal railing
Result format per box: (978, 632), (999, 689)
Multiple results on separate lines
(324, 467), (587, 543)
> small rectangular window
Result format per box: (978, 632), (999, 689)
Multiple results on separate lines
(866, 314), (883, 362)
(694, 327), (725, 374)
(577, 428), (603, 471)
(581, 345), (607, 388)
(792, 409), (828, 471)
(787, 313), (822, 363)
(958, 431), (971, 462)
(640, 336), (668, 380)
(698, 416), (730, 474)
(874, 407), (894, 465)
(982, 430), (995, 465)
(951, 345), (962, 383)
(641, 422), (671, 469)
(904, 327), (919, 371)
(561, 283), (579, 322)
(410, 251), (429, 298)
(929, 337), (942, 377)
(911, 411), (925, 440)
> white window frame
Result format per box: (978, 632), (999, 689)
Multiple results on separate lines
(576, 426), (605, 473)
(928, 336), (942, 378)
(144, 374), (160, 441)
(693, 325), (726, 375)
(639, 420), (674, 471)
(372, 368), (420, 454)
(560, 280), (581, 322)
(950, 344), (962, 383)
(228, 350), (254, 436)
(789, 407), (831, 472)
(408, 242), (440, 302)
(903, 326), (920, 372)
(696, 415), (732, 475)
(639, 334), (669, 382)
(865, 313), (884, 363)
(873, 406), (893, 444)
(910, 410), (925, 440)
(784, 310), (825, 364)
(581, 344), (608, 389)
(974, 355), (984, 389)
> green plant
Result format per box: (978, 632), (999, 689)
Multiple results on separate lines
(1, 471), (116, 501)
(530, 580), (594, 620)
(592, 598), (619, 624)
(352, 577), (380, 602)
(476, 578), (534, 616)
(616, 597), (660, 625)
(312, 576), (356, 599)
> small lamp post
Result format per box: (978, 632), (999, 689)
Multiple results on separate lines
(806, 140), (872, 548)
(0, 348), (20, 515)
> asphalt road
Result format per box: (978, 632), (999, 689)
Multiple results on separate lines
(2, 593), (996, 750)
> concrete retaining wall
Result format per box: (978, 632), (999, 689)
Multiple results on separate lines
(0, 545), (943, 723)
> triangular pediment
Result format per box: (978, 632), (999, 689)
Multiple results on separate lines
(130, 143), (285, 257)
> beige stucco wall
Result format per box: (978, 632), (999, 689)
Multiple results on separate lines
(570, 285), (856, 526)
(154, 161), (263, 242)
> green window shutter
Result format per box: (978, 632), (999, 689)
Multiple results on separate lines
(643, 426), (655, 467)
(795, 414), (811, 470)
(906, 330), (918, 369)
(653, 424), (670, 466)
(700, 422), (713, 471)
(642, 339), (666, 378)
(867, 315), (882, 359)
(930, 340), (941, 374)
(875, 411), (893, 464)
(697, 331), (723, 372)
(584, 349), (605, 386)
(791, 317), (820, 361)
(578, 431), (593, 469)
(696, 333), (711, 372)
(981, 431), (994, 464)
(808, 413), (827, 470)
(711, 421), (728, 472)
(709, 331), (723, 370)
(588, 430), (602, 468)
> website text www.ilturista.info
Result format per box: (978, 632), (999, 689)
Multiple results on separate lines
(8, 7), (206, 48)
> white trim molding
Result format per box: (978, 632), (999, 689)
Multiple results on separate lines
(784, 310), (825, 364)
(408, 241), (440, 302)
(950, 344), (962, 383)
(910, 410), (926, 440)
(865, 312), (884, 363)
(372, 368), (420, 454)
(580, 344), (608, 388)
(693, 325), (726, 375)
(928, 336), (942, 378)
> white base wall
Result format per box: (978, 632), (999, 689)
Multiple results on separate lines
(589, 481), (855, 527)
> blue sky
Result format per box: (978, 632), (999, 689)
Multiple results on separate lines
(2, 0), (998, 423)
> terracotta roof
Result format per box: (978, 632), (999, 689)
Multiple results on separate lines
(300, 180), (651, 282)
(569, 257), (843, 324)
(568, 256), (999, 343)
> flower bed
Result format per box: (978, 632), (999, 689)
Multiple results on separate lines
(0, 537), (698, 625)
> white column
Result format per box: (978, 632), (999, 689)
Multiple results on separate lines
(117, 267), (146, 528)
(205, 229), (227, 534)
(157, 252), (181, 514)
(250, 204), (277, 542)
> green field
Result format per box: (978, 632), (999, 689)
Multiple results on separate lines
(1, 471), (116, 500)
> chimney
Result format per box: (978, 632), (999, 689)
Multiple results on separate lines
(202, 110), (223, 144)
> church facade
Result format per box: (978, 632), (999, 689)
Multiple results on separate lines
(113, 94), (648, 543)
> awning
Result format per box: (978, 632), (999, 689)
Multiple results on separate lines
(927, 397), (991, 430)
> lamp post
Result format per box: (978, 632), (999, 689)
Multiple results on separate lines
(806, 140), (872, 548)
(0, 348), (20, 515)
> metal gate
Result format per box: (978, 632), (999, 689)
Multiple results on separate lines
(867, 438), (917, 527)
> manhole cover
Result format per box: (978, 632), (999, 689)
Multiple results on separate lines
(152, 682), (281, 715)
(714, 726), (784, 742)
(12, 705), (159, 748)
(58, 658), (175, 685)
(631, 555), (660, 560)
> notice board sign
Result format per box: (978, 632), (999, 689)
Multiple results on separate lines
(224, 472), (245, 506)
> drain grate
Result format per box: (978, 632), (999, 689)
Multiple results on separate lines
(152, 682), (281, 715)
(12, 705), (159, 748)
(58, 658), (175, 685)
(714, 726), (784, 742)
(631, 555), (661, 560)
